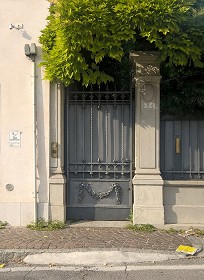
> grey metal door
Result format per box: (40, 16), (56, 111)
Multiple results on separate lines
(65, 89), (133, 220)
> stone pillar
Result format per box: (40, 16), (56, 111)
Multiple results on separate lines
(49, 83), (66, 222)
(130, 51), (164, 226)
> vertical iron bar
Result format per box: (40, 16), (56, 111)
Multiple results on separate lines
(82, 92), (85, 180)
(189, 120), (192, 179)
(98, 91), (101, 180)
(173, 120), (175, 180)
(90, 93), (93, 177)
(164, 120), (166, 179)
(121, 93), (124, 177)
(197, 120), (200, 178)
(113, 93), (117, 181)
(67, 91), (70, 181)
(129, 89), (133, 208)
(105, 96), (109, 175)
(74, 94), (77, 174)
(66, 92), (69, 206)
(181, 120), (183, 178)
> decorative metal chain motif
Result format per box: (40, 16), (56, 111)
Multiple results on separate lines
(78, 183), (122, 205)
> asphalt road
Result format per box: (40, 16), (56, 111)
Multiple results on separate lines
(1, 258), (204, 280)
(0, 266), (204, 280)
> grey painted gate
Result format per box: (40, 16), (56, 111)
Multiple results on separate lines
(65, 89), (133, 220)
(160, 118), (204, 180)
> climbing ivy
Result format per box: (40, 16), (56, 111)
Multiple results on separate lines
(40, 0), (204, 86)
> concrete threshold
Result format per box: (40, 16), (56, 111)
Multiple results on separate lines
(67, 220), (130, 228)
(67, 221), (204, 230)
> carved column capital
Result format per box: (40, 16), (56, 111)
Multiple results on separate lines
(130, 51), (161, 73)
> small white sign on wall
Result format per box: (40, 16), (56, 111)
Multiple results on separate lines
(9, 131), (21, 147)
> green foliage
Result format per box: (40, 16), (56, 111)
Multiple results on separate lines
(40, 0), (204, 86)
(160, 227), (181, 234)
(161, 227), (204, 235)
(164, 228), (178, 234)
(190, 228), (204, 235)
(27, 218), (66, 231)
(0, 221), (8, 229)
(161, 65), (204, 116)
(159, 1), (204, 116)
(127, 222), (204, 234)
(127, 210), (157, 232)
(127, 223), (157, 233)
(128, 211), (133, 224)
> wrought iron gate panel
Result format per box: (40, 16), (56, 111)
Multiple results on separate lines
(160, 118), (204, 180)
(65, 90), (133, 220)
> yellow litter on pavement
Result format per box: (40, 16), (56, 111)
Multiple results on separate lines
(176, 245), (197, 255)
(0, 264), (5, 268)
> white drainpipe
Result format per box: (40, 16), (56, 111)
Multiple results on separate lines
(25, 43), (38, 223)
(32, 56), (37, 223)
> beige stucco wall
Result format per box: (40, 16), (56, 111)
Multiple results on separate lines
(164, 181), (204, 224)
(0, 0), (50, 225)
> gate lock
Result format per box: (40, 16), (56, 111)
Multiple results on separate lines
(51, 142), (58, 158)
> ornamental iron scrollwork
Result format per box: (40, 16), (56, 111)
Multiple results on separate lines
(78, 183), (122, 205)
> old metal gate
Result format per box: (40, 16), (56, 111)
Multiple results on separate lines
(65, 88), (133, 220)
(160, 117), (204, 180)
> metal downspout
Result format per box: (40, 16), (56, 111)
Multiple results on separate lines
(32, 57), (37, 223)
(24, 43), (38, 223)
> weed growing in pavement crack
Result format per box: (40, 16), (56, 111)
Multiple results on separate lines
(127, 223), (157, 233)
(126, 211), (157, 233)
(0, 221), (8, 229)
(127, 211), (133, 224)
(127, 220), (204, 235)
(160, 228), (185, 234)
(27, 218), (66, 231)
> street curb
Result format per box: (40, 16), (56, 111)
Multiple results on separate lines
(186, 236), (204, 256)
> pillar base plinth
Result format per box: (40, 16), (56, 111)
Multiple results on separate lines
(132, 174), (164, 226)
(49, 173), (66, 222)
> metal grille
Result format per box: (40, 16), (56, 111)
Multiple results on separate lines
(160, 118), (204, 180)
(65, 89), (134, 220)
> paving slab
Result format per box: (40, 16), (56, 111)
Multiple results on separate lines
(0, 227), (191, 251)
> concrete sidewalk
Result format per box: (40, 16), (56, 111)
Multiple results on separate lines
(0, 225), (191, 251)
(0, 222), (195, 266)
(23, 250), (185, 267)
